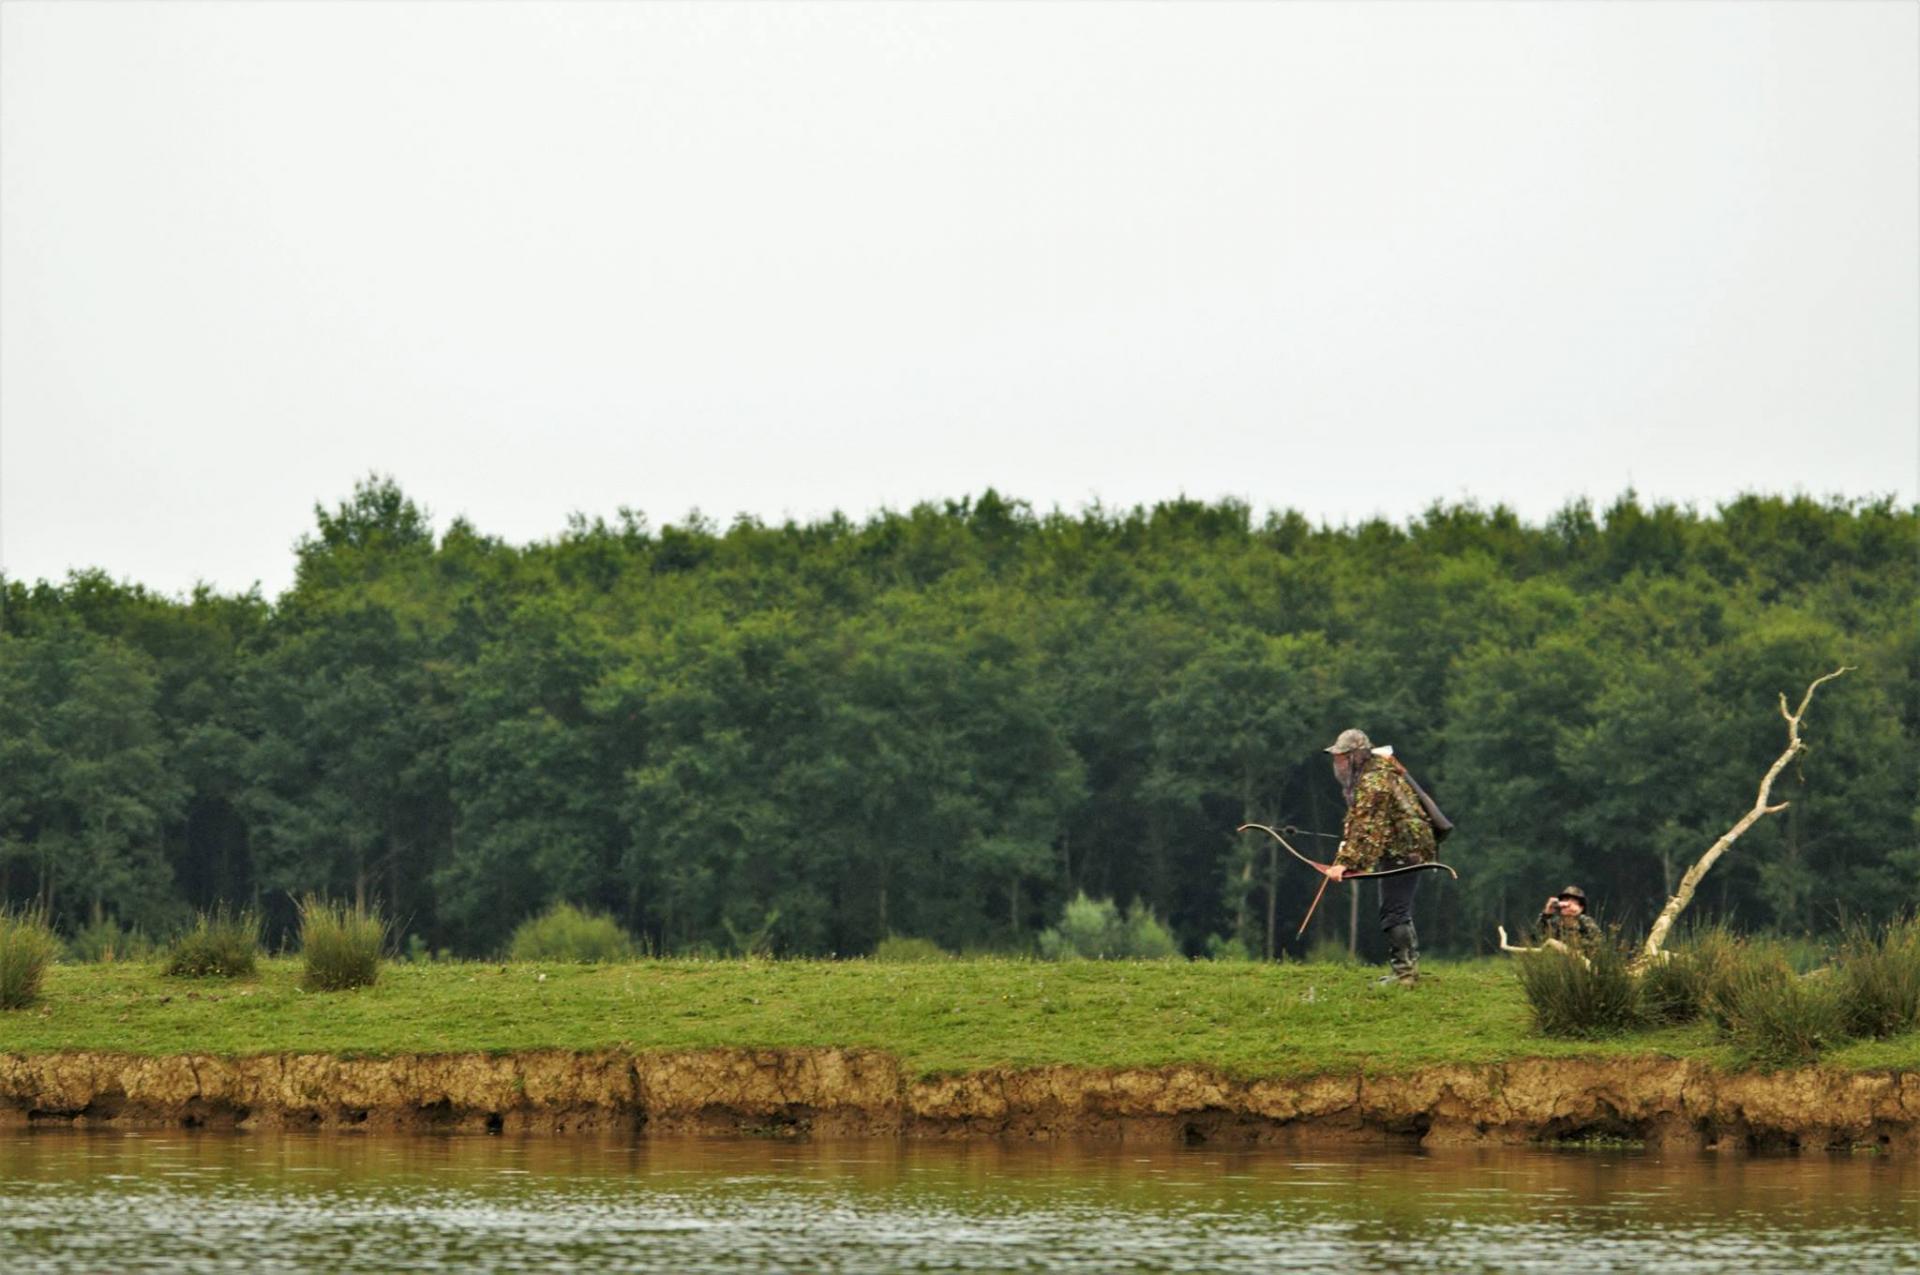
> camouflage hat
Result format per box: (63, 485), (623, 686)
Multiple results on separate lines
(1323, 728), (1372, 755)
(1555, 885), (1588, 903)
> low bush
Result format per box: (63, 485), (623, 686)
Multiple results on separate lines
(68, 915), (156, 964)
(162, 906), (260, 977)
(1207, 934), (1257, 962)
(1835, 916), (1920, 1040)
(872, 935), (950, 963)
(1038, 893), (1180, 960)
(1515, 934), (1642, 1038)
(298, 896), (387, 991)
(1639, 925), (1744, 1025)
(1122, 904), (1180, 959)
(507, 903), (639, 964)
(1708, 947), (1851, 1068)
(0, 908), (61, 1009)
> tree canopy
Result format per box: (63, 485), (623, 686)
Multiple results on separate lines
(3, 479), (1913, 959)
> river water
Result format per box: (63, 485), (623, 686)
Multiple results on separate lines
(0, 1131), (1914, 1273)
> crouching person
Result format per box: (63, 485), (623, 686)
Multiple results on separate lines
(1534, 885), (1602, 949)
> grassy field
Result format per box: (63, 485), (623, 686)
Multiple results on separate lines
(5, 958), (1916, 1077)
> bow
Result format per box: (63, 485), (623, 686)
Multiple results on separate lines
(1236, 823), (1460, 939)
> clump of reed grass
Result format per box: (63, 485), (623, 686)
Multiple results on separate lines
(1706, 941), (1850, 1068)
(1834, 915), (1920, 1040)
(507, 902), (639, 964)
(0, 907), (62, 1010)
(162, 905), (261, 978)
(1515, 931), (1643, 1038)
(1639, 924), (1745, 1025)
(67, 915), (156, 964)
(298, 896), (387, 991)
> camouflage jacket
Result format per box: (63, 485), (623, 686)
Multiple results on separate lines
(1334, 755), (1438, 873)
(1533, 910), (1603, 948)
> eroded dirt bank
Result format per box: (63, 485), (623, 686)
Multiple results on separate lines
(1, 1050), (1915, 1152)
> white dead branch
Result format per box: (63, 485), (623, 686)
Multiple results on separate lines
(1497, 925), (1585, 966)
(1639, 666), (1852, 963)
(1497, 925), (1569, 955)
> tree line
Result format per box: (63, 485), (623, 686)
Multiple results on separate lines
(2, 479), (1913, 960)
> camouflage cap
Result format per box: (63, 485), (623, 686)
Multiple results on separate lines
(1323, 728), (1372, 755)
(1556, 885), (1588, 903)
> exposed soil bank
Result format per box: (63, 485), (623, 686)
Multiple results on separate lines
(2, 1051), (1915, 1152)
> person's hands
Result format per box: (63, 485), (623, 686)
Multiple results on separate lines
(1325, 864), (1346, 882)
(1543, 897), (1560, 914)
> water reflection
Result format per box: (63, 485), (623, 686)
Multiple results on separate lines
(0, 1132), (1914, 1273)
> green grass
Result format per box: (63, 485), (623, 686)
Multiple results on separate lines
(7, 958), (1918, 1078)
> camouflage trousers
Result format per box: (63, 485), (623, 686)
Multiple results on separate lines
(1376, 858), (1421, 932)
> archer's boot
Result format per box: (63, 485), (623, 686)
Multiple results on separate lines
(1379, 923), (1419, 986)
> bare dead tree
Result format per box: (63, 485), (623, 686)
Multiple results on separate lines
(1639, 666), (1852, 963)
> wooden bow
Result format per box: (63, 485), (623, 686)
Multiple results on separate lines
(1236, 823), (1460, 939)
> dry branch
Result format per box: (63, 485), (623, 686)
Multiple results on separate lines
(1497, 925), (1571, 956)
(1496, 925), (1591, 970)
(1639, 666), (1851, 962)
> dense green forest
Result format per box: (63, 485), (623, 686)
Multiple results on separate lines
(2, 480), (1914, 960)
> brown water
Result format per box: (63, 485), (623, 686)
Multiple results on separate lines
(0, 1131), (1914, 1272)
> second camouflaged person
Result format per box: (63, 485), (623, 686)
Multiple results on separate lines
(1533, 885), (1603, 948)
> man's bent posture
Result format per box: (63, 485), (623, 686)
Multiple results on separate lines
(1323, 728), (1437, 985)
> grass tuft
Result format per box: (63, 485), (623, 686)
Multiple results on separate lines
(0, 908), (62, 1009)
(507, 903), (639, 964)
(163, 905), (261, 978)
(1515, 935), (1642, 1038)
(67, 915), (157, 964)
(1834, 915), (1920, 1040)
(872, 935), (950, 963)
(1706, 942), (1850, 1068)
(298, 896), (387, 991)
(1639, 925), (1745, 1025)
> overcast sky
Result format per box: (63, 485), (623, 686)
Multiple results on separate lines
(3, 2), (1915, 599)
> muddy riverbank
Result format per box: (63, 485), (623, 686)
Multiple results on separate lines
(2, 1050), (1915, 1152)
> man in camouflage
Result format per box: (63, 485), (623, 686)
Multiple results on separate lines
(1322, 728), (1437, 986)
(1533, 885), (1603, 948)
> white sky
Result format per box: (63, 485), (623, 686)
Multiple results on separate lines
(3, 2), (1916, 599)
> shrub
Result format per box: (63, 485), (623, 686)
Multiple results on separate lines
(1122, 903), (1179, 959)
(68, 915), (156, 964)
(0, 908), (60, 1010)
(162, 906), (260, 977)
(1038, 893), (1180, 960)
(1835, 916), (1920, 1039)
(507, 902), (639, 964)
(1639, 925), (1744, 1025)
(1515, 934), (1643, 1038)
(1206, 934), (1256, 962)
(298, 896), (387, 991)
(872, 935), (949, 963)
(1709, 947), (1851, 1067)
(1038, 893), (1119, 959)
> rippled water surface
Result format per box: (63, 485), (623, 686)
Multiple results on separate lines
(0, 1131), (1914, 1273)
